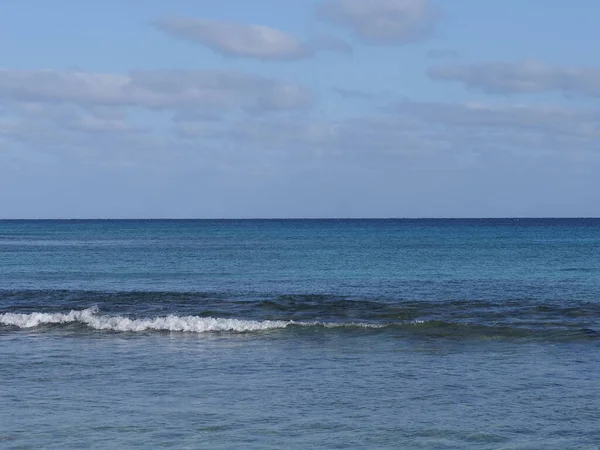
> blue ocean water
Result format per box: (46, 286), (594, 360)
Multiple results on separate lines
(1, 219), (600, 449)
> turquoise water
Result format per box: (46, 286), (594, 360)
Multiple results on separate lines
(1, 219), (600, 448)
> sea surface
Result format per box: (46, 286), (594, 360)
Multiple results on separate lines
(1, 219), (600, 449)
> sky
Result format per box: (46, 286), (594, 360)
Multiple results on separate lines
(1, 0), (600, 218)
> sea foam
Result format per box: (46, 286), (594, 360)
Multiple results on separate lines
(0, 307), (387, 333)
(0, 307), (292, 333)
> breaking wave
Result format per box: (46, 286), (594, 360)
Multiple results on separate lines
(0, 307), (386, 333)
(1, 307), (598, 342)
(0, 307), (290, 333)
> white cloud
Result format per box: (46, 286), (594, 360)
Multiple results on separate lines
(429, 60), (600, 97)
(4, 81), (600, 177)
(0, 68), (314, 113)
(318, 0), (437, 45)
(308, 34), (353, 56)
(1, 103), (140, 149)
(392, 101), (600, 137)
(176, 101), (600, 163)
(155, 17), (351, 60)
(4, 94), (600, 218)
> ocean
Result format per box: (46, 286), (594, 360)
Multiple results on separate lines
(1, 219), (599, 449)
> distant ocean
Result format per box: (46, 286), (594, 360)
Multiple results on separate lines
(1, 219), (599, 449)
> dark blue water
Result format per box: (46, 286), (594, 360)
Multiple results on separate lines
(1, 219), (600, 448)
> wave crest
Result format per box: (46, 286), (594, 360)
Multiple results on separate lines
(2, 308), (596, 341)
(0, 307), (294, 333)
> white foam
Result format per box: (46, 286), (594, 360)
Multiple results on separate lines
(0, 308), (391, 333)
(0, 307), (292, 333)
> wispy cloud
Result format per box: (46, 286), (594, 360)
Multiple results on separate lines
(0, 68), (314, 113)
(429, 60), (600, 97)
(318, 0), (438, 45)
(155, 17), (351, 61)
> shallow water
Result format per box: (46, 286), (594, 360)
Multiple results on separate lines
(1, 219), (600, 448)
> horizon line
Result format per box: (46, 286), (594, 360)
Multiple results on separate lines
(1, 217), (599, 221)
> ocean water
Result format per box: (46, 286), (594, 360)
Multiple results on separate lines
(1, 219), (600, 449)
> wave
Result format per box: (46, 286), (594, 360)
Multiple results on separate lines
(0, 307), (388, 334)
(2, 289), (600, 341)
(1, 308), (598, 341)
(0, 307), (292, 333)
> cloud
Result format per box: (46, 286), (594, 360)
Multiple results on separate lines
(3, 71), (599, 176)
(0, 68), (314, 169)
(1, 103), (142, 151)
(318, 0), (437, 45)
(176, 101), (600, 164)
(5, 81), (599, 166)
(0, 68), (314, 113)
(428, 60), (600, 97)
(155, 17), (351, 60)
(4, 93), (600, 218)
(333, 87), (380, 100)
(308, 34), (353, 56)
(391, 101), (600, 141)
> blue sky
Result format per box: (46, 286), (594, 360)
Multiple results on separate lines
(1, 0), (600, 218)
